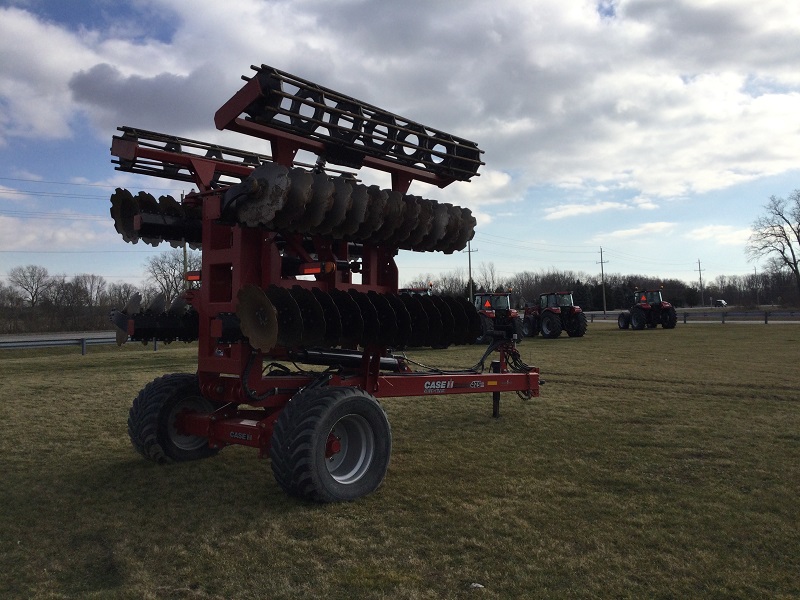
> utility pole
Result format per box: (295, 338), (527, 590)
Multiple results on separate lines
(463, 240), (478, 303)
(697, 259), (704, 307)
(598, 247), (609, 316)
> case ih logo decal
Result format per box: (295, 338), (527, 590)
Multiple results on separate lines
(423, 379), (455, 393)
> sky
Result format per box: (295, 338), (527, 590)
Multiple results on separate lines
(1, 0), (799, 291)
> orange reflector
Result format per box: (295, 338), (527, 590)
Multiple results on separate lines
(299, 262), (335, 275)
(185, 270), (201, 282)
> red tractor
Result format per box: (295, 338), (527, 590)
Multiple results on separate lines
(474, 292), (524, 343)
(522, 291), (587, 339)
(617, 289), (677, 330)
(107, 64), (539, 503)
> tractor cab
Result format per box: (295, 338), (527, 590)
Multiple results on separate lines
(633, 289), (664, 307)
(474, 292), (517, 318)
(539, 292), (575, 311)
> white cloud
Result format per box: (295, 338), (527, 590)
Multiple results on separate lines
(543, 201), (630, 220)
(601, 221), (676, 241)
(686, 225), (752, 246)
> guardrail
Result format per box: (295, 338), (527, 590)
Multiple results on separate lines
(0, 334), (159, 355)
(587, 310), (800, 324)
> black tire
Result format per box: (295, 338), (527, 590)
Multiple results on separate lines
(522, 316), (538, 337)
(513, 317), (524, 342)
(630, 307), (647, 330)
(618, 312), (630, 329)
(566, 312), (588, 337)
(128, 374), (219, 464)
(477, 314), (493, 343)
(540, 312), (563, 339)
(662, 306), (677, 329)
(270, 386), (392, 503)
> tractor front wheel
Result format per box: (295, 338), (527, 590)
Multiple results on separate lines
(618, 312), (630, 329)
(522, 316), (538, 337)
(270, 386), (391, 503)
(566, 312), (588, 337)
(540, 312), (563, 339)
(662, 306), (678, 329)
(128, 373), (219, 464)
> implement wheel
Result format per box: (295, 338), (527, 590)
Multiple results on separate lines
(271, 386), (392, 503)
(128, 374), (219, 464)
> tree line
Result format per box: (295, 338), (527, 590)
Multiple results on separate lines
(405, 264), (798, 312)
(0, 249), (200, 334)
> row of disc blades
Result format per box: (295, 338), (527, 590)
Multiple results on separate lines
(110, 188), (202, 248)
(110, 162), (476, 254)
(237, 285), (482, 351)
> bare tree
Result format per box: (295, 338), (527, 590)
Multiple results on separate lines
(438, 268), (467, 297)
(144, 249), (201, 304)
(477, 262), (499, 292)
(73, 274), (107, 307)
(747, 190), (800, 297)
(105, 282), (140, 308)
(8, 265), (51, 308)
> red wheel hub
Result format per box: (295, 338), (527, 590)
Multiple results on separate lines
(325, 434), (341, 458)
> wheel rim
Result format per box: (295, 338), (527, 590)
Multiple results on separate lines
(325, 414), (375, 484)
(168, 397), (210, 452)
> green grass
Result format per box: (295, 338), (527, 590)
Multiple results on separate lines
(1, 326), (798, 599)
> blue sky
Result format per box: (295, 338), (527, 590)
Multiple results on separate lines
(1, 0), (799, 290)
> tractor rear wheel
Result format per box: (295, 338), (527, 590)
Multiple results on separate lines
(630, 307), (647, 330)
(128, 373), (219, 464)
(618, 312), (630, 329)
(662, 306), (677, 329)
(270, 386), (392, 503)
(540, 312), (563, 338)
(566, 312), (588, 337)
(522, 316), (538, 337)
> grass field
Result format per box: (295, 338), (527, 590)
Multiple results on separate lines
(1, 325), (798, 599)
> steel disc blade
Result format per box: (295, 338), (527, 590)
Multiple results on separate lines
(434, 204), (461, 253)
(266, 284), (303, 347)
(417, 295), (443, 348)
(312, 288), (343, 346)
(295, 172), (334, 232)
(315, 177), (352, 236)
(418, 202), (450, 252)
(402, 197), (434, 250)
(329, 289), (363, 345)
(454, 296), (483, 342)
(236, 285), (278, 351)
(353, 185), (387, 241)
(372, 190), (405, 242)
(367, 291), (398, 347)
(167, 295), (187, 315)
(146, 292), (166, 315)
(386, 195), (421, 247)
(452, 207), (476, 253)
(274, 167), (313, 231)
(333, 182), (368, 237)
(290, 285), (326, 346)
(110, 188), (140, 243)
(430, 295), (455, 347)
(442, 295), (470, 345)
(386, 293), (412, 349)
(399, 294), (429, 347)
(235, 163), (289, 227)
(348, 289), (380, 345)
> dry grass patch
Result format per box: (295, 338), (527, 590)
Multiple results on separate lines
(0, 327), (798, 598)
